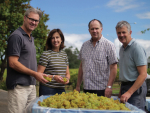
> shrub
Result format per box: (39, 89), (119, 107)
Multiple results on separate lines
(69, 69), (83, 91)
(0, 80), (7, 91)
(0, 69), (7, 90)
(148, 68), (150, 75)
(115, 68), (119, 82)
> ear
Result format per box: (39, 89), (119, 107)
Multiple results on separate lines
(23, 16), (26, 22)
(101, 27), (103, 32)
(130, 30), (132, 35)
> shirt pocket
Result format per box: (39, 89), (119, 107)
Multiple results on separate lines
(94, 55), (108, 71)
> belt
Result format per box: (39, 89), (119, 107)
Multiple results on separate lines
(121, 81), (135, 86)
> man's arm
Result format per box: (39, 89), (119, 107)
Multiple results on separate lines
(120, 65), (147, 103)
(9, 56), (48, 84)
(105, 63), (117, 98)
(76, 62), (83, 92)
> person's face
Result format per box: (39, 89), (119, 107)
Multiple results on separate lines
(89, 20), (103, 41)
(51, 32), (62, 49)
(24, 12), (40, 32)
(116, 26), (132, 48)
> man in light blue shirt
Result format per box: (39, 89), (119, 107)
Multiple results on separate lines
(116, 20), (147, 110)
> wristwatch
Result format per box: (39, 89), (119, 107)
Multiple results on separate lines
(107, 86), (112, 89)
(52, 75), (55, 80)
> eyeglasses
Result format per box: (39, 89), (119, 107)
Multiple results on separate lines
(26, 16), (40, 23)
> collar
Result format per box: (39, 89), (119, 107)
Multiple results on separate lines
(90, 35), (103, 43)
(18, 27), (32, 37)
(18, 27), (33, 41)
(122, 38), (135, 50)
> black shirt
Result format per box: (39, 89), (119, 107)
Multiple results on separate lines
(6, 27), (37, 89)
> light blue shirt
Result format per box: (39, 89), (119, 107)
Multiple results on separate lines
(119, 38), (147, 82)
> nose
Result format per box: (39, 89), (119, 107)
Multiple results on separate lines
(31, 21), (36, 24)
(93, 29), (96, 32)
(121, 33), (124, 36)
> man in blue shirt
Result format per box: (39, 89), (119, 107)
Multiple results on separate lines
(116, 20), (147, 110)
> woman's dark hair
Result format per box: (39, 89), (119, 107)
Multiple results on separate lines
(46, 29), (65, 50)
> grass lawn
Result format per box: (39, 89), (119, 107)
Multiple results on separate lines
(112, 82), (120, 94)
(36, 82), (120, 97)
(65, 82), (120, 95)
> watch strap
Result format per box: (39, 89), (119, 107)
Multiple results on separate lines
(52, 75), (55, 80)
(107, 86), (112, 89)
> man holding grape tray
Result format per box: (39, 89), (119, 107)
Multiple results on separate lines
(116, 20), (147, 110)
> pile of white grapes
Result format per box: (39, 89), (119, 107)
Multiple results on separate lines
(38, 90), (130, 111)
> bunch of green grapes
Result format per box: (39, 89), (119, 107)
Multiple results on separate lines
(38, 90), (130, 111)
(62, 77), (67, 83)
(44, 76), (52, 82)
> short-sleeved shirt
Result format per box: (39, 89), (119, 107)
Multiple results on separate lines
(78, 36), (118, 90)
(38, 50), (69, 89)
(6, 27), (37, 89)
(119, 38), (147, 82)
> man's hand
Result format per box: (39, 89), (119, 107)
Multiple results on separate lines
(118, 90), (121, 98)
(105, 88), (112, 98)
(120, 92), (131, 103)
(62, 77), (69, 84)
(34, 72), (48, 84)
(75, 87), (80, 92)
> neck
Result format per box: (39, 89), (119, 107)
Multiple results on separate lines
(92, 36), (101, 47)
(52, 48), (60, 52)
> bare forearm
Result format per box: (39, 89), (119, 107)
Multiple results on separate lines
(127, 74), (146, 95)
(107, 63), (117, 86)
(76, 63), (83, 87)
(124, 65), (147, 96)
(9, 60), (37, 77)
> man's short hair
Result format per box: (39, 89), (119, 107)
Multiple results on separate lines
(24, 7), (42, 19)
(116, 21), (131, 32)
(88, 19), (103, 28)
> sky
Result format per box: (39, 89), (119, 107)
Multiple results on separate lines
(30, 0), (150, 58)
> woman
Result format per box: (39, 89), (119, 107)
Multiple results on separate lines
(38, 29), (70, 96)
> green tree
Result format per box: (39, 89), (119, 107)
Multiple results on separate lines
(0, 0), (50, 80)
(141, 28), (150, 33)
(65, 46), (81, 68)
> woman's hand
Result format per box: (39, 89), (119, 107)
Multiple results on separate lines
(53, 75), (69, 84)
(63, 77), (69, 84)
(53, 75), (64, 83)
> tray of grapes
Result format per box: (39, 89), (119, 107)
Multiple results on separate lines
(25, 90), (146, 113)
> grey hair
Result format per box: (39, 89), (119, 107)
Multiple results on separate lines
(24, 7), (42, 19)
(115, 21), (131, 32)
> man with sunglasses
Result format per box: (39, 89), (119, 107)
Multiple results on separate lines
(6, 7), (48, 113)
